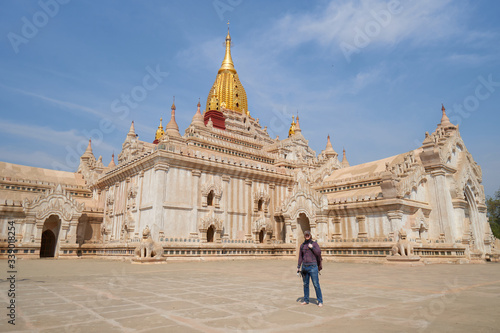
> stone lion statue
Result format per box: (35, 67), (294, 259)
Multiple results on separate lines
(391, 230), (413, 257)
(134, 226), (163, 259)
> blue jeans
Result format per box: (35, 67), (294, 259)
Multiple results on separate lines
(302, 264), (323, 304)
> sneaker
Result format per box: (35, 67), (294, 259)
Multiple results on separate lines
(300, 302), (308, 305)
(318, 303), (323, 307)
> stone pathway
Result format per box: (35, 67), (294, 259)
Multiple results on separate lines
(1, 259), (500, 332)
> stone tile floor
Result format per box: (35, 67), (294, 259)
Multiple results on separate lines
(1, 258), (500, 332)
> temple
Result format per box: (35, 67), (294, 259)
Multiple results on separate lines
(1, 29), (498, 263)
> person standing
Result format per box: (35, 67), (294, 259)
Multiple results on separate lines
(297, 230), (323, 307)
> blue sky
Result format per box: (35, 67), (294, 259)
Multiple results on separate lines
(1, 0), (499, 197)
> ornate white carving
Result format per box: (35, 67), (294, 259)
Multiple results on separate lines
(253, 188), (270, 212)
(23, 184), (84, 221)
(200, 178), (223, 208)
(253, 218), (272, 233)
(199, 212), (223, 232)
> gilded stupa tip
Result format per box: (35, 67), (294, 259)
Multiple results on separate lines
(154, 117), (165, 141)
(288, 116), (296, 137)
(219, 23), (235, 74)
(206, 26), (248, 114)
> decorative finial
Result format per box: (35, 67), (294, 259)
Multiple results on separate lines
(171, 96), (176, 110)
(440, 103), (454, 128)
(342, 147), (349, 167)
(288, 116), (296, 137)
(154, 117), (165, 141)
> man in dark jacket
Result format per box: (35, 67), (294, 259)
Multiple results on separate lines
(297, 230), (323, 306)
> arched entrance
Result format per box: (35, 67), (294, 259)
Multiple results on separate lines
(40, 230), (56, 257)
(464, 185), (484, 254)
(40, 215), (61, 258)
(296, 213), (311, 245)
(259, 230), (265, 243)
(207, 225), (215, 243)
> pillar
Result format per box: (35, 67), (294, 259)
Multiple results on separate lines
(332, 216), (342, 239)
(357, 215), (367, 238)
(387, 210), (403, 240)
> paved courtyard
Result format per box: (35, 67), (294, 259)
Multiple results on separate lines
(1, 258), (500, 332)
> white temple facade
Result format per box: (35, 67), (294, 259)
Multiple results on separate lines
(1, 30), (498, 263)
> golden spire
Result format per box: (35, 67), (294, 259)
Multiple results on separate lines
(206, 26), (248, 114)
(155, 118), (165, 141)
(288, 116), (296, 137)
(219, 22), (236, 74)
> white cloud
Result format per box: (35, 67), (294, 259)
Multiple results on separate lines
(0, 120), (86, 146)
(0, 84), (106, 118)
(269, 0), (459, 53)
(347, 68), (383, 95)
(0, 120), (115, 154)
(0, 147), (72, 171)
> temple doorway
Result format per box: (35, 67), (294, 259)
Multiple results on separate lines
(296, 213), (311, 245)
(40, 230), (56, 257)
(40, 215), (61, 258)
(207, 225), (215, 242)
(259, 230), (265, 243)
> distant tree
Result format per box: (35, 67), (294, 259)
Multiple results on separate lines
(486, 188), (500, 239)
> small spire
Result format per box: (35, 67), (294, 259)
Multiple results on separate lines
(165, 105), (181, 138)
(295, 113), (302, 133)
(288, 116), (296, 137)
(191, 99), (204, 127)
(127, 121), (136, 137)
(440, 104), (454, 128)
(171, 96), (176, 110)
(108, 152), (116, 168)
(83, 139), (93, 156)
(341, 147), (350, 168)
(154, 117), (165, 142)
(323, 134), (337, 158)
